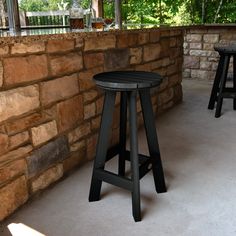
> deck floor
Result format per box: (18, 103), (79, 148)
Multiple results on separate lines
(2, 79), (236, 236)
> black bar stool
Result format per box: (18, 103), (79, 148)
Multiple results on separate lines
(88, 71), (167, 222)
(208, 44), (236, 117)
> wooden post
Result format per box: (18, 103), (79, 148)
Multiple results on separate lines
(6, 0), (20, 31)
(92, 0), (103, 18)
(115, 0), (122, 29)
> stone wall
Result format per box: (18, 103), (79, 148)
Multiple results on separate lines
(183, 25), (236, 81)
(0, 28), (183, 220)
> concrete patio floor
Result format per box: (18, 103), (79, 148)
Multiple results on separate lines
(1, 79), (236, 236)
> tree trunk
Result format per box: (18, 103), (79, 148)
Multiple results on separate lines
(92, 0), (104, 17)
(201, 0), (205, 24)
(214, 0), (223, 23)
(0, 0), (6, 27)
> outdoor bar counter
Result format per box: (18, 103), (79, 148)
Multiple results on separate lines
(0, 26), (184, 220)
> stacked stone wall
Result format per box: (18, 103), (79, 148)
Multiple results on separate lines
(183, 26), (236, 80)
(0, 28), (183, 220)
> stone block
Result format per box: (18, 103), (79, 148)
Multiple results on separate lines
(173, 84), (183, 103)
(63, 146), (86, 173)
(0, 61), (3, 87)
(86, 134), (98, 160)
(200, 61), (213, 70)
(183, 56), (200, 69)
(203, 43), (214, 50)
(57, 95), (83, 132)
(130, 47), (142, 64)
(49, 52), (83, 76)
(127, 33), (139, 46)
(183, 69), (191, 78)
(84, 53), (104, 69)
(158, 88), (174, 105)
(0, 159), (27, 185)
(0, 145), (32, 165)
(6, 113), (47, 135)
(170, 38), (177, 47)
(83, 89), (98, 103)
(203, 34), (219, 43)
(31, 164), (63, 193)
(117, 33), (138, 48)
(84, 102), (96, 120)
(0, 85), (40, 123)
(191, 69), (215, 80)
(186, 34), (202, 42)
(27, 136), (69, 177)
(84, 35), (116, 51)
(9, 131), (29, 150)
(11, 42), (45, 54)
(68, 123), (91, 143)
(189, 50), (211, 57)
(0, 133), (8, 155)
(31, 120), (58, 146)
(169, 47), (181, 58)
(41, 74), (79, 106)
(143, 44), (161, 62)
(47, 39), (74, 53)
(104, 49), (129, 70)
(160, 38), (170, 57)
(189, 43), (202, 49)
(0, 46), (9, 55)
(117, 34), (128, 48)
(0, 176), (28, 221)
(168, 73), (182, 87)
(78, 66), (103, 91)
(170, 30), (182, 36)
(75, 38), (84, 48)
(96, 96), (104, 114)
(91, 116), (101, 130)
(4, 55), (48, 85)
(149, 30), (160, 43)
(160, 30), (170, 37)
(70, 140), (86, 152)
(135, 63), (152, 72)
(138, 33), (149, 45)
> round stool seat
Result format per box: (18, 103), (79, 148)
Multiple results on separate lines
(214, 44), (236, 54)
(93, 71), (163, 91)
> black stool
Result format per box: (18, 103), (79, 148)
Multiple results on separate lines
(208, 44), (236, 117)
(88, 71), (166, 222)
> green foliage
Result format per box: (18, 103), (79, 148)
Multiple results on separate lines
(19, 0), (236, 25)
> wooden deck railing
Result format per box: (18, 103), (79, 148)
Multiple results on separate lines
(1, 10), (70, 27)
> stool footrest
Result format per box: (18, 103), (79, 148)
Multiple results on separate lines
(124, 151), (153, 179)
(220, 88), (236, 98)
(94, 169), (133, 191)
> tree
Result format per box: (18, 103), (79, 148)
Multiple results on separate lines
(0, 0), (6, 27)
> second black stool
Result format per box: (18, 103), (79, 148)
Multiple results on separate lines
(88, 71), (167, 222)
(208, 44), (236, 117)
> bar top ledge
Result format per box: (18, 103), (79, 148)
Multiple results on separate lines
(0, 24), (236, 45)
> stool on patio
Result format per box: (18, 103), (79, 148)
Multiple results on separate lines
(208, 44), (236, 117)
(88, 71), (167, 222)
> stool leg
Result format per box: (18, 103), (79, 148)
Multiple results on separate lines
(208, 55), (224, 110)
(128, 91), (141, 222)
(139, 89), (167, 193)
(215, 55), (230, 118)
(118, 92), (127, 176)
(233, 55), (236, 110)
(89, 91), (116, 202)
